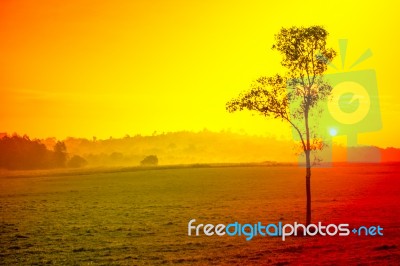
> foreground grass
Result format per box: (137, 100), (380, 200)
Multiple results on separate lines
(0, 164), (399, 265)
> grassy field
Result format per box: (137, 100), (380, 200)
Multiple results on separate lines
(1, 163), (399, 265)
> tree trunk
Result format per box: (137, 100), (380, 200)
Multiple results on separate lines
(305, 150), (311, 225)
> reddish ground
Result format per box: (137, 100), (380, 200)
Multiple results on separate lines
(0, 163), (399, 265)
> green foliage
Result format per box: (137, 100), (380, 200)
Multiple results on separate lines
(226, 75), (288, 119)
(273, 26), (336, 80)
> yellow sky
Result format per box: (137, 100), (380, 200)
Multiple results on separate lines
(1, 0), (399, 147)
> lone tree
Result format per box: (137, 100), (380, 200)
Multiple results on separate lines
(140, 155), (158, 166)
(53, 141), (67, 168)
(226, 26), (336, 225)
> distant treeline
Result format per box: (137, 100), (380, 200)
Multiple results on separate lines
(1, 131), (399, 170)
(0, 134), (86, 170)
(48, 130), (296, 166)
(53, 131), (400, 166)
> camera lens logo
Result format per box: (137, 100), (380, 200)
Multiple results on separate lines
(288, 39), (382, 164)
(328, 81), (370, 125)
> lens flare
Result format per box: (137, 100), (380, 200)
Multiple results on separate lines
(329, 128), (338, 136)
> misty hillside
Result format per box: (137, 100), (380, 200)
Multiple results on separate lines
(36, 131), (400, 167)
(40, 131), (296, 166)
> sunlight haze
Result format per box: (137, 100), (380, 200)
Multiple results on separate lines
(1, 0), (399, 148)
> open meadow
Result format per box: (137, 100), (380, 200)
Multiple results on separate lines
(1, 163), (399, 265)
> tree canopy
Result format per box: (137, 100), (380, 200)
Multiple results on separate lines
(227, 26), (336, 154)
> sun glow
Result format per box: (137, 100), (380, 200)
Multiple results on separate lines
(329, 128), (338, 137)
(0, 0), (399, 148)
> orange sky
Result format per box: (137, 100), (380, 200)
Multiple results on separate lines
(1, 0), (400, 148)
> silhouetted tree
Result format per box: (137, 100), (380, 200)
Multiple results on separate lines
(110, 152), (124, 162)
(0, 134), (52, 170)
(67, 155), (88, 168)
(140, 155), (158, 166)
(53, 141), (67, 168)
(226, 26), (336, 225)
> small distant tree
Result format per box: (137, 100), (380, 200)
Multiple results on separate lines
(67, 155), (88, 168)
(226, 26), (336, 225)
(53, 141), (67, 168)
(110, 152), (124, 162)
(140, 155), (158, 166)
